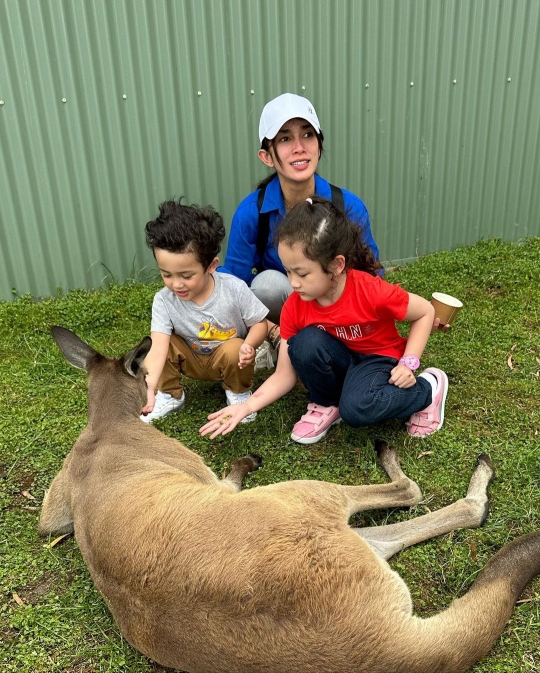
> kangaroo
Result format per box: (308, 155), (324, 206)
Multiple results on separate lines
(39, 327), (540, 673)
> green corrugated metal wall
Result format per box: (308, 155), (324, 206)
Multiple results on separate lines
(1, 0), (539, 301)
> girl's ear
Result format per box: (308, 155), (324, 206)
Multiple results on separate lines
(330, 255), (346, 277)
(207, 257), (220, 273)
(258, 148), (275, 168)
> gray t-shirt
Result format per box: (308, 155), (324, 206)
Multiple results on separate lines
(151, 272), (268, 355)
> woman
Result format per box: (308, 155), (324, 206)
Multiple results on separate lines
(220, 93), (380, 350)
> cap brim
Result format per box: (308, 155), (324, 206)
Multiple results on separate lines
(260, 115), (321, 142)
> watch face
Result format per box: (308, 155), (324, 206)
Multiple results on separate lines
(403, 355), (420, 370)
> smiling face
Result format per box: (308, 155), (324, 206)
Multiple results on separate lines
(154, 248), (218, 306)
(278, 241), (345, 306)
(258, 118), (321, 185)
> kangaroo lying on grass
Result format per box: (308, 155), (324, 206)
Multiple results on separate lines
(39, 327), (540, 673)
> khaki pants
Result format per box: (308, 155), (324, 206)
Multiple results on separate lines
(158, 334), (254, 398)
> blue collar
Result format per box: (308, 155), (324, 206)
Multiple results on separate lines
(260, 174), (332, 214)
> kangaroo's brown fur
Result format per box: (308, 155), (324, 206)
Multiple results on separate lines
(40, 328), (540, 673)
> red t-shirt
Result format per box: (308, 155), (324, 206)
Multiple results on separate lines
(280, 270), (409, 359)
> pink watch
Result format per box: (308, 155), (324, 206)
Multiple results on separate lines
(399, 355), (420, 371)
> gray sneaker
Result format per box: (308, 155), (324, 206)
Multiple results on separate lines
(224, 389), (257, 423)
(140, 390), (185, 424)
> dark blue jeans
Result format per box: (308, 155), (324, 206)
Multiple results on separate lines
(287, 326), (433, 427)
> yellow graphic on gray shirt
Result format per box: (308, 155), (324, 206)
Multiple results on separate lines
(198, 321), (237, 341)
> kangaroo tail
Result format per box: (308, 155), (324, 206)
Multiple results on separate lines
(400, 531), (540, 673)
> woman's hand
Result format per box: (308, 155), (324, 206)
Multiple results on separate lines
(199, 404), (250, 439)
(238, 342), (255, 369)
(141, 389), (156, 415)
(389, 363), (416, 389)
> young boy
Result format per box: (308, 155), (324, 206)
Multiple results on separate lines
(140, 199), (269, 423)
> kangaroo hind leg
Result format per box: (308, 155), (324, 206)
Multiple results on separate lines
(355, 454), (494, 560)
(343, 440), (423, 516)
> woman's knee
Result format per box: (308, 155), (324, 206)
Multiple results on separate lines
(251, 270), (292, 323)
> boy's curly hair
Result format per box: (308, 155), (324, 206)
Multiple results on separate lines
(145, 198), (225, 269)
(275, 196), (383, 276)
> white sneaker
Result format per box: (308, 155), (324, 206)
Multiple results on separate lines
(140, 390), (185, 424)
(254, 341), (276, 370)
(225, 389), (257, 423)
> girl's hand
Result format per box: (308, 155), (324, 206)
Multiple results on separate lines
(238, 343), (255, 369)
(432, 317), (450, 333)
(199, 404), (249, 438)
(389, 364), (416, 389)
(141, 389), (156, 415)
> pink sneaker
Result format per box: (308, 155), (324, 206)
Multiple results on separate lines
(406, 367), (449, 437)
(291, 403), (341, 444)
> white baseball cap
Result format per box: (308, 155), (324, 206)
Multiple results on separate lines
(258, 93), (321, 143)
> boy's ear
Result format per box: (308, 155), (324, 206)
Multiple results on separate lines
(258, 148), (275, 168)
(207, 257), (220, 273)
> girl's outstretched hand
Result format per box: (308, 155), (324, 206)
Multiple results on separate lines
(199, 404), (249, 439)
(389, 363), (416, 389)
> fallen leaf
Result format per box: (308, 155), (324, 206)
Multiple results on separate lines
(43, 534), (70, 549)
(417, 451), (433, 459)
(422, 505), (432, 513)
(535, 357), (540, 365)
(21, 490), (36, 500)
(507, 355), (515, 370)
(516, 598), (536, 604)
(12, 593), (25, 606)
(22, 505), (39, 511)
(468, 541), (478, 561)
(511, 343), (517, 351)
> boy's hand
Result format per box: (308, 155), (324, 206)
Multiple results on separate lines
(238, 342), (255, 369)
(431, 317), (450, 332)
(389, 363), (416, 389)
(141, 389), (156, 415)
(199, 404), (249, 438)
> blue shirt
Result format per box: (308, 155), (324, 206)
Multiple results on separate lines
(219, 174), (381, 285)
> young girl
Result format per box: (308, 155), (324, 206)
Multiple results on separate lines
(201, 197), (448, 443)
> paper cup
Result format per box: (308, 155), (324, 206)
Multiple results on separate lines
(431, 292), (463, 326)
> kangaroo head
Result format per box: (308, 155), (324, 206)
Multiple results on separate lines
(51, 327), (152, 419)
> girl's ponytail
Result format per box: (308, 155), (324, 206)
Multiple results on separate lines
(275, 197), (383, 276)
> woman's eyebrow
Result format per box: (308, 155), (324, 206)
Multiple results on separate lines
(277, 122), (312, 136)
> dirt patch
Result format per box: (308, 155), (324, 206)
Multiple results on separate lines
(15, 569), (75, 605)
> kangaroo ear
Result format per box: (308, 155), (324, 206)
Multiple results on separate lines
(51, 327), (99, 371)
(123, 336), (152, 378)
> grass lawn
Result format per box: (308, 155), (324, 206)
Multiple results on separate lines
(1, 237), (539, 672)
